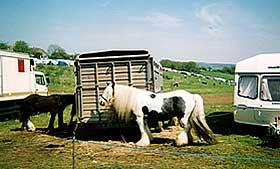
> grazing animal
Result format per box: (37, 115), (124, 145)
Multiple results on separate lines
(99, 83), (217, 146)
(19, 94), (76, 131)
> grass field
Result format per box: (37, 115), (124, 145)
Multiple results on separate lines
(36, 64), (76, 94)
(0, 65), (279, 169)
(163, 71), (233, 113)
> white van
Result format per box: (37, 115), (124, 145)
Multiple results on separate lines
(234, 53), (280, 128)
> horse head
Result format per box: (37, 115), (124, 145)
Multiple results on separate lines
(99, 82), (115, 107)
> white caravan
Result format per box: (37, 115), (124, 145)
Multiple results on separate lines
(234, 53), (280, 129)
(0, 50), (48, 115)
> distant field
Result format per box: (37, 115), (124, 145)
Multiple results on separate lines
(35, 64), (75, 94)
(163, 71), (234, 113)
(0, 65), (279, 169)
(200, 69), (235, 80)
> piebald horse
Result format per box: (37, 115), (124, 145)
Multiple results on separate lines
(99, 83), (217, 146)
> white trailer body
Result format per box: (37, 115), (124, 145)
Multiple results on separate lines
(234, 53), (280, 127)
(0, 50), (48, 116)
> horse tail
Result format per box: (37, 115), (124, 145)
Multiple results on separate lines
(191, 94), (217, 145)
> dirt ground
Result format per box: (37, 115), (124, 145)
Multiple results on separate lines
(203, 93), (233, 105)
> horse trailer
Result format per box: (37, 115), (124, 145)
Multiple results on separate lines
(74, 49), (163, 127)
(234, 53), (280, 135)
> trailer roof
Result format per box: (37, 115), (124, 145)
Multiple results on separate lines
(76, 49), (150, 61)
(0, 50), (30, 59)
(235, 53), (280, 73)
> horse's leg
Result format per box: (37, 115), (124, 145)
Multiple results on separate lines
(135, 112), (150, 146)
(68, 104), (76, 126)
(175, 111), (193, 146)
(144, 118), (153, 141)
(20, 111), (27, 130)
(57, 109), (64, 129)
(26, 119), (36, 132)
(175, 121), (191, 146)
(187, 122), (196, 144)
(20, 108), (29, 130)
(48, 112), (56, 131)
(21, 119), (28, 130)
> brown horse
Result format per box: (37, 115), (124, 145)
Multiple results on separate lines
(19, 94), (76, 131)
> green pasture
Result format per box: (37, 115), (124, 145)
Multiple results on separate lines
(36, 64), (75, 94)
(163, 71), (234, 113)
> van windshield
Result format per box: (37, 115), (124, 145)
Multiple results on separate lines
(261, 76), (280, 101)
(35, 74), (46, 85)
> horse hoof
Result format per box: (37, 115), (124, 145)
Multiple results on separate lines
(175, 132), (188, 146)
(136, 141), (150, 147)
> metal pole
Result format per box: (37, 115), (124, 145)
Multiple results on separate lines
(72, 123), (78, 169)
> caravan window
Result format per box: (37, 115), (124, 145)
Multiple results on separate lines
(261, 76), (280, 101)
(238, 76), (258, 99)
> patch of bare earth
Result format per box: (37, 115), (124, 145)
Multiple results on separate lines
(203, 94), (233, 105)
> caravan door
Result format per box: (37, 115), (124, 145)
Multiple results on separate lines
(234, 74), (260, 125)
(255, 75), (280, 124)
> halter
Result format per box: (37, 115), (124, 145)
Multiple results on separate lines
(101, 83), (115, 103)
(101, 95), (109, 103)
(112, 82), (115, 97)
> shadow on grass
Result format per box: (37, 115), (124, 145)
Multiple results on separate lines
(32, 123), (175, 145)
(206, 112), (267, 137)
(206, 112), (280, 148)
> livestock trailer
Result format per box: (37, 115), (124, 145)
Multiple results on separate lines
(234, 53), (280, 133)
(74, 49), (163, 127)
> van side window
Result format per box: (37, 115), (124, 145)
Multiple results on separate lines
(261, 76), (280, 101)
(238, 76), (258, 99)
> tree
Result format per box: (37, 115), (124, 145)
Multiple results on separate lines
(0, 41), (9, 50)
(182, 61), (198, 72)
(47, 44), (60, 56)
(51, 49), (69, 59)
(13, 40), (30, 54)
(220, 66), (235, 74)
(48, 44), (70, 59)
(160, 59), (200, 73)
(32, 51), (43, 59)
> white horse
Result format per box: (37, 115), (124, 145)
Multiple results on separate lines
(99, 83), (217, 146)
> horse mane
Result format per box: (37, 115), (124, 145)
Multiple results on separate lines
(112, 85), (142, 123)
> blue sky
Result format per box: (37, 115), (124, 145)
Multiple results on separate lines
(0, 0), (279, 63)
